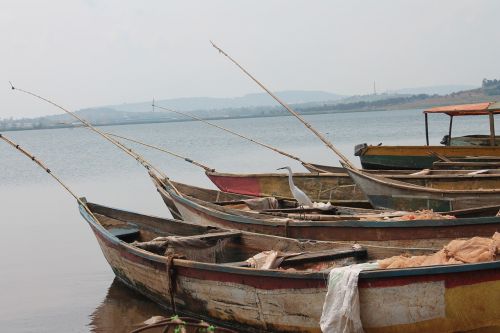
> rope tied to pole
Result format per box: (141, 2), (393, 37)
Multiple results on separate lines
(152, 103), (321, 170)
(210, 41), (358, 170)
(98, 130), (216, 173)
(10, 84), (181, 196)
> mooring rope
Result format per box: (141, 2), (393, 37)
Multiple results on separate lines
(210, 42), (357, 170)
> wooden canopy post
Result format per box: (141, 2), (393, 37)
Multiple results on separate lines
(448, 115), (453, 146)
(425, 113), (429, 146)
(489, 111), (496, 146)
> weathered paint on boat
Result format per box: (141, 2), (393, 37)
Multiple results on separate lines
(205, 170), (367, 203)
(357, 145), (500, 170)
(206, 170), (500, 205)
(345, 166), (500, 211)
(80, 202), (500, 333)
(150, 175), (500, 248)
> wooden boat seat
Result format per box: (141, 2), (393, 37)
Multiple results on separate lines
(221, 248), (367, 268)
(109, 227), (140, 242)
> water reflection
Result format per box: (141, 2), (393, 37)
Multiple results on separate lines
(89, 279), (166, 332)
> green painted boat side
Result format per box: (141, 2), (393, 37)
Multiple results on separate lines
(360, 155), (437, 170)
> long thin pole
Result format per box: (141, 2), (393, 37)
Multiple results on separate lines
(424, 113), (429, 146)
(447, 115), (453, 146)
(102, 130), (215, 172)
(489, 111), (496, 146)
(10, 84), (180, 195)
(152, 103), (324, 172)
(210, 41), (357, 170)
(0, 133), (99, 221)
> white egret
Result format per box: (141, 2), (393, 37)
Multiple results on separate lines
(277, 166), (314, 208)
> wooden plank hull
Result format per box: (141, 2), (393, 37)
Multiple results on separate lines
(206, 170), (500, 205)
(346, 166), (500, 211)
(357, 145), (500, 170)
(205, 170), (367, 203)
(150, 176), (500, 248)
(80, 203), (500, 333)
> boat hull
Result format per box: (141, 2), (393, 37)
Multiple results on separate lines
(151, 177), (500, 248)
(81, 204), (500, 333)
(206, 170), (368, 204)
(357, 145), (500, 170)
(346, 167), (500, 211)
(206, 170), (500, 206)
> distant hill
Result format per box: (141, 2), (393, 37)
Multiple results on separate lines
(2, 83), (498, 132)
(382, 88), (500, 110)
(110, 90), (345, 113)
(294, 87), (500, 115)
(390, 84), (477, 96)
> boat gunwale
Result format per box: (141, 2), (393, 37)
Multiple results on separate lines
(360, 145), (500, 152)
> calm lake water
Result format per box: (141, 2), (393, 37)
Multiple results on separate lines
(0, 109), (492, 332)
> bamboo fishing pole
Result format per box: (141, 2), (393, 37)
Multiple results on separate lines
(152, 103), (325, 172)
(101, 130), (216, 172)
(0, 133), (99, 221)
(210, 42), (357, 170)
(9, 83), (181, 195)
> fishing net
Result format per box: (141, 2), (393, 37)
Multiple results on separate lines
(360, 209), (456, 221)
(378, 232), (500, 269)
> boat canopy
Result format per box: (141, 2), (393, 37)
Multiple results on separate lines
(423, 102), (500, 146)
(424, 102), (500, 116)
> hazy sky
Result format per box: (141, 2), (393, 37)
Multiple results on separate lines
(2, 0), (500, 118)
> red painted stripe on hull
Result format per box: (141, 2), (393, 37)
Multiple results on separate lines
(207, 174), (262, 197)
(176, 265), (327, 290)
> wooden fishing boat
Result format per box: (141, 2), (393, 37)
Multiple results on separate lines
(81, 200), (500, 333)
(205, 169), (368, 205)
(356, 102), (500, 169)
(345, 164), (500, 211)
(307, 160), (500, 173)
(205, 169), (500, 208)
(149, 172), (500, 248)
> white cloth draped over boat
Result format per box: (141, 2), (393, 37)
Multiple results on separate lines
(320, 262), (379, 333)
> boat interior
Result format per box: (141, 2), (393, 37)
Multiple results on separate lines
(170, 181), (500, 221)
(86, 202), (437, 270)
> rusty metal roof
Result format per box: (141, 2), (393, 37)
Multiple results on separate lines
(424, 102), (500, 116)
